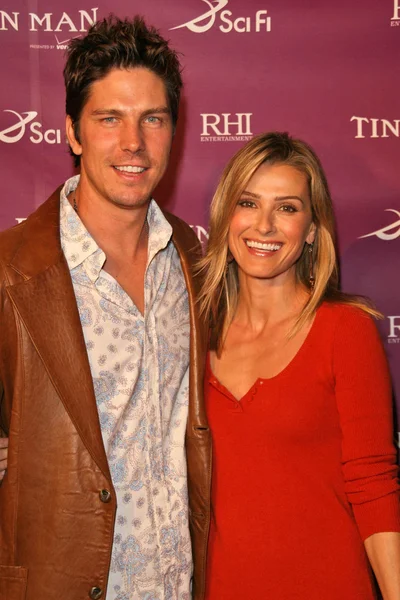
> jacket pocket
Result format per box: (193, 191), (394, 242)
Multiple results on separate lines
(0, 565), (28, 600)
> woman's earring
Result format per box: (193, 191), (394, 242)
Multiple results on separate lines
(225, 250), (234, 274)
(308, 242), (315, 290)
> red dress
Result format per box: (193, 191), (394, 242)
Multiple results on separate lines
(205, 303), (400, 600)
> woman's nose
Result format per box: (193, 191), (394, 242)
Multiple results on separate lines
(255, 209), (276, 235)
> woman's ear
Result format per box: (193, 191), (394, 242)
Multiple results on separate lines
(306, 222), (316, 245)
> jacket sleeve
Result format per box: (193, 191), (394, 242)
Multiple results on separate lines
(0, 257), (14, 437)
(0, 260), (7, 437)
(0, 380), (7, 437)
(333, 306), (400, 540)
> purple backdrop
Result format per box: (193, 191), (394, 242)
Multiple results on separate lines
(1, 0), (399, 443)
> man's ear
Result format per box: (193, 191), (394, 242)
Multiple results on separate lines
(306, 222), (316, 245)
(65, 115), (82, 157)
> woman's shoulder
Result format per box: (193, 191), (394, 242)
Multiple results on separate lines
(317, 300), (381, 348)
(318, 299), (375, 323)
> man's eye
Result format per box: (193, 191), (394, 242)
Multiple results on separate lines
(103, 117), (117, 123)
(146, 116), (161, 124)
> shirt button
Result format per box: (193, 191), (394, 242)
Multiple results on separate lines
(99, 489), (111, 503)
(89, 587), (103, 599)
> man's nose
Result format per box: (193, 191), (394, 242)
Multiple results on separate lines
(120, 121), (144, 153)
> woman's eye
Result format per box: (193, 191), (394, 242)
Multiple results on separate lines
(279, 204), (297, 213)
(238, 200), (256, 208)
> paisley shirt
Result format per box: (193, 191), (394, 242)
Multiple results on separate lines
(60, 176), (192, 600)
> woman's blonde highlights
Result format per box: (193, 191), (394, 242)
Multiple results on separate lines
(197, 132), (380, 354)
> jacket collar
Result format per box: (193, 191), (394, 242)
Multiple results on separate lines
(7, 188), (208, 483)
(7, 187), (113, 481)
(164, 212), (208, 431)
(10, 187), (64, 279)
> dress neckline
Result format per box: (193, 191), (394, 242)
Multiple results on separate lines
(207, 302), (324, 402)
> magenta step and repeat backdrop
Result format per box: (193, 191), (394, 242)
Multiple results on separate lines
(0, 1), (399, 442)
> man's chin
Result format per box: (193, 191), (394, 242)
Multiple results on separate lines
(108, 194), (152, 211)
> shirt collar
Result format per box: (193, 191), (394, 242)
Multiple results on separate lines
(59, 175), (173, 281)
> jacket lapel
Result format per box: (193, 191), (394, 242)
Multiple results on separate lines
(6, 194), (206, 479)
(6, 189), (111, 482)
(165, 213), (209, 430)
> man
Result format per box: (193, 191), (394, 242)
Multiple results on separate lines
(0, 16), (210, 600)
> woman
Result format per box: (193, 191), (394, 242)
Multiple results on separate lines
(198, 132), (400, 599)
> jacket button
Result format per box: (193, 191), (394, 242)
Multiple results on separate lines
(89, 587), (103, 599)
(99, 489), (111, 503)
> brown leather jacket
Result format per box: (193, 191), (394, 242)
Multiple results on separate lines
(0, 189), (211, 600)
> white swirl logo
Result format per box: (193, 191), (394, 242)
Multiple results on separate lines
(171, 0), (228, 33)
(359, 209), (400, 241)
(170, 1), (271, 34)
(0, 110), (38, 143)
(0, 109), (63, 144)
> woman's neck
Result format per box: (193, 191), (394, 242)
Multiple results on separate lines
(234, 271), (310, 334)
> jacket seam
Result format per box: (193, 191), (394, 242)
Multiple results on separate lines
(1, 261), (24, 565)
(199, 439), (212, 600)
(13, 295), (24, 567)
(7, 289), (113, 486)
(0, 259), (6, 435)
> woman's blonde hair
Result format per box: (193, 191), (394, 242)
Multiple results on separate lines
(197, 131), (380, 353)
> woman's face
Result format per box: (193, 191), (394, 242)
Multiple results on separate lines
(228, 162), (316, 285)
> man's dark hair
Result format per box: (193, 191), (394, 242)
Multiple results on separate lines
(64, 15), (183, 166)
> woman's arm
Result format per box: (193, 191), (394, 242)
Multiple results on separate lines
(364, 532), (400, 600)
(332, 305), (400, 597)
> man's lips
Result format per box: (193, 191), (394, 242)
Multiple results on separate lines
(113, 165), (148, 174)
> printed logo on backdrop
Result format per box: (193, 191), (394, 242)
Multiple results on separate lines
(391, 0), (400, 26)
(387, 317), (400, 345)
(351, 116), (400, 138)
(201, 113), (253, 142)
(0, 8), (98, 50)
(0, 110), (63, 144)
(358, 210), (400, 241)
(170, 0), (271, 34)
(191, 225), (209, 245)
(359, 212), (400, 349)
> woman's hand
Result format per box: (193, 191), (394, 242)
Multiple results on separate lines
(365, 531), (400, 600)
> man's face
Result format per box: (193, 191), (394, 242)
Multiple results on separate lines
(66, 67), (174, 210)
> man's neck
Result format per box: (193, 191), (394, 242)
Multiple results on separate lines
(67, 180), (151, 313)
(69, 182), (150, 264)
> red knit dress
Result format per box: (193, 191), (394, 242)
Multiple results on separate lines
(204, 302), (400, 600)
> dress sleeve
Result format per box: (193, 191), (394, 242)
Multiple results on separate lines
(333, 305), (400, 540)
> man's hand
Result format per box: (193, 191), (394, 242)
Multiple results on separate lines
(0, 437), (8, 481)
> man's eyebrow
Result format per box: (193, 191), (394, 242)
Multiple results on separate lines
(91, 106), (171, 117)
(91, 108), (124, 116)
(141, 106), (171, 117)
